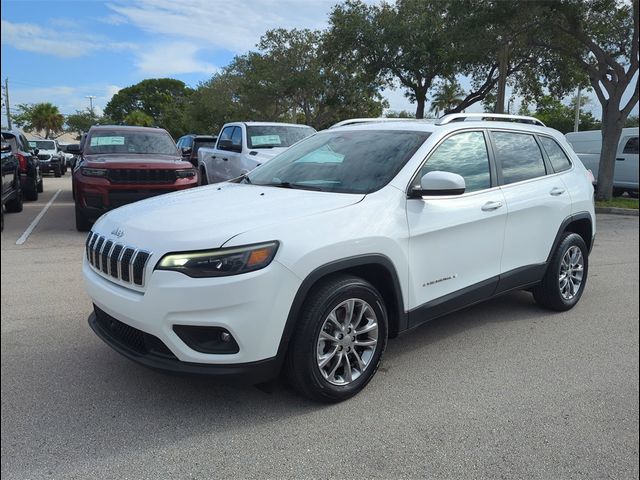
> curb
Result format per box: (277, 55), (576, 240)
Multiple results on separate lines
(595, 207), (639, 216)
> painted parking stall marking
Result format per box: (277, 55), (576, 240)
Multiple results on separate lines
(15, 189), (62, 245)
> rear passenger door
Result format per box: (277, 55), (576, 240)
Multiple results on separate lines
(491, 130), (573, 275)
(615, 135), (639, 191)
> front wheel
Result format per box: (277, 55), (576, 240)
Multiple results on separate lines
(75, 204), (92, 232)
(199, 166), (208, 186)
(285, 274), (388, 402)
(533, 232), (589, 311)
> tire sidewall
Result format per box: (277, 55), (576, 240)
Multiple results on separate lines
(550, 233), (589, 308)
(302, 280), (388, 401)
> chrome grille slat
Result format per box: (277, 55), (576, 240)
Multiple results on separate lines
(86, 231), (152, 288)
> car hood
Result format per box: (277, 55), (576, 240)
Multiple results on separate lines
(84, 153), (189, 167)
(93, 183), (364, 252)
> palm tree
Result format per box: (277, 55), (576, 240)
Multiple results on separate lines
(429, 81), (465, 117)
(28, 103), (65, 139)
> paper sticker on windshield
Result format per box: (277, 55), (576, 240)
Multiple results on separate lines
(250, 135), (281, 146)
(90, 136), (125, 146)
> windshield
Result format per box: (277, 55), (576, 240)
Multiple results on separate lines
(30, 141), (55, 150)
(247, 125), (315, 149)
(247, 130), (430, 194)
(85, 130), (178, 156)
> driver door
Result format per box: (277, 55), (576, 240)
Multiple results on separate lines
(406, 130), (507, 321)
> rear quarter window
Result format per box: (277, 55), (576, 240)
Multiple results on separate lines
(623, 137), (639, 154)
(539, 136), (572, 173)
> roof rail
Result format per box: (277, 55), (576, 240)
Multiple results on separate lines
(436, 113), (546, 127)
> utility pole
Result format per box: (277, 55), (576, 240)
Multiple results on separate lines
(573, 86), (581, 132)
(4, 78), (12, 130)
(86, 95), (96, 117)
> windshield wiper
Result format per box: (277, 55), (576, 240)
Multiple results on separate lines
(265, 181), (322, 191)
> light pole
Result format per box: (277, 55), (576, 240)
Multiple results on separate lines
(86, 95), (96, 117)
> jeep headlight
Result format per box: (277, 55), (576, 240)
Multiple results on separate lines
(155, 241), (279, 278)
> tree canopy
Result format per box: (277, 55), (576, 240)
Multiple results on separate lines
(12, 102), (65, 139)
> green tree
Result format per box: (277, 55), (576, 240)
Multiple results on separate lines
(13, 102), (65, 138)
(532, 95), (601, 133)
(625, 114), (639, 127)
(429, 80), (465, 117)
(104, 78), (193, 137)
(123, 110), (154, 127)
(328, 0), (456, 119)
(532, 0), (639, 200)
(385, 110), (415, 118)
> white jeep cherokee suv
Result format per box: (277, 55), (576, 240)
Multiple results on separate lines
(84, 114), (595, 402)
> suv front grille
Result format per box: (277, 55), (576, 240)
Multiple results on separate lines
(107, 169), (177, 184)
(86, 232), (152, 287)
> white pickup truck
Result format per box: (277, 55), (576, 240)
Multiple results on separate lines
(565, 127), (639, 197)
(197, 122), (315, 184)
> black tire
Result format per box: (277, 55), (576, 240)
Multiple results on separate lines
(24, 176), (38, 201)
(54, 166), (61, 177)
(75, 204), (92, 232)
(285, 274), (388, 402)
(533, 232), (589, 311)
(199, 166), (208, 186)
(4, 177), (23, 213)
(37, 175), (43, 193)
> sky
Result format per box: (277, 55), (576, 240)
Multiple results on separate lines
(1, 0), (637, 129)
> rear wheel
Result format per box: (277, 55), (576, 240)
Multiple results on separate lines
(37, 174), (43, 193)
(285, 274), (388, 402)
(24, 176), (38, 201)
(533, 232), (589, 311)
(5, 177), (23, 213)
(75, 204), (92, 232)
(54, 166), (61, 177)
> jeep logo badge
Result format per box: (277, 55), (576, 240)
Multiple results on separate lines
(111, 228), (125, 238)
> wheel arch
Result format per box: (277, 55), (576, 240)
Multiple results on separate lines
(275, 255), (407, 367)
(547, 212), (594, 262)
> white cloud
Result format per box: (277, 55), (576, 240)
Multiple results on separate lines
(135, 42), (218, 76)
(0, 20), (136, 58)
(97, 14), (129, 26)
(107, 0), (338, 53)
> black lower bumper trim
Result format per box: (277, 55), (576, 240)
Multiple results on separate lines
(88, 312), (282, 383)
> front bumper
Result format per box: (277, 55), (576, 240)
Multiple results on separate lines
(88, 308), (281, 382)
(84, 257), (301, 374)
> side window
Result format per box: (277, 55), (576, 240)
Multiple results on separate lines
(176, 138), (184, 148)
(539, 136), (572, 173)
(21, 135), (32, 152)
(184, 136), (193, 148)
(231, 127), (242, 148)
(217, 126), (235, 148)
(492, 131), (546, 184)
(623, 137), (639, 154)
(416, 131), (491, 193)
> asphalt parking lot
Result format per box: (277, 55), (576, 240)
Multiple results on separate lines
(1, 176), (638, 480)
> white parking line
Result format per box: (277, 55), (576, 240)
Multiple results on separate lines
(15, 189), (62, 245)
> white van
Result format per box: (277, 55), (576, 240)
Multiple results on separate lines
(565, 127), (639, 197)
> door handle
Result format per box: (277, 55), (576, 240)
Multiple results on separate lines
(211, 155), (216, 159)
(481, 201), (503, 211)
(222, 158), (229, 161)
(616, 157), (625, 161)
(550, 187), (565, 196)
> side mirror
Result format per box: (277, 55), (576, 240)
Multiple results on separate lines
(181, 146), (192, 157)
(218, 139), (241, 153)
(0, 142), (10, 153)
(66, 144), (81, 154)
(33, 148), (40, 155)
(410, 171), (466, 197)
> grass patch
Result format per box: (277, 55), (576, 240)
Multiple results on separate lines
(596, 197), (639, 209)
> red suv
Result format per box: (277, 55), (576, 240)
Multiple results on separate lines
(70, 126), (198, 231)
